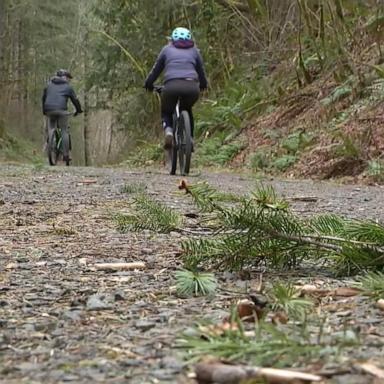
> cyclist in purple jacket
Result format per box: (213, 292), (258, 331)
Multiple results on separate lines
(144, 27), (208, 149)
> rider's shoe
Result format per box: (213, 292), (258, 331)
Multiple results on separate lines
(164, 127), (173, 149)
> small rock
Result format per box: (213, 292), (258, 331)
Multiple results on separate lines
(330, 374), (371, 384)
(62, 310), (83, 322)
(0, 319), (8, 327)
(86, 294), (114, 311)
(114, 291), (125, 301)
(120, 359), (143, 367)
(160, 356), (184, 372)
(135, 320), (156, 331)
(151, 369), (176, 381)
(333, 329), (358, 344)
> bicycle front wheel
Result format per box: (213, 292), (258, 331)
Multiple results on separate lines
(48, 129), (59, 166)
(178, 111), (192, 176)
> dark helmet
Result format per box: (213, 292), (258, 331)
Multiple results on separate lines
(56, 69), (73, 79)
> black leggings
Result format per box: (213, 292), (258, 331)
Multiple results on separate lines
(161, 79), (199, 137)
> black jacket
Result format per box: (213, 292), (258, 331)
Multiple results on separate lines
(42, 77), (82, 114)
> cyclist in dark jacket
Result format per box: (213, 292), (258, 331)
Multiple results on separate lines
(42, 69), (83, 163)
(144, 27), (208, 149)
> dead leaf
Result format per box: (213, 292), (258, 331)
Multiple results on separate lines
(236, 299), (265, 322)
(271, 311), (289, 324)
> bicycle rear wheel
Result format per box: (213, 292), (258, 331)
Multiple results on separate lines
(178, 111), (192, 175)
(48, 129), (59, 166)
(170, 115), (178, 175)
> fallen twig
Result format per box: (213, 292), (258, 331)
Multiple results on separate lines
(357, 362), (384, 379)
(195, 362), (322, 383)
(93, 262), (146, 271)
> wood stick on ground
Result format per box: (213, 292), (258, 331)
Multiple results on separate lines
(195, 362), (323, 384)
(94, 262), (146, 271)
(357, 363), (384, 379)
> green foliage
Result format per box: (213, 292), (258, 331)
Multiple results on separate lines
(178, 320), (325, 367)
(357, 271), (384, 299)
(321, 85), (352, 106)
(181, 181), (384, 275)
(250, 148), (270, 171)
(0, 132), (42, 163)
(252, 184), (289, 210)
(269, 283), (313, 321)
(175, 269), (217, 297)
(123, 142), (164, 166)
(271, 155), (297, 171)
(345, 220), (384, 244)
(334, 133), (362, 160)
(281, 131), (313, 155)
(120, 182), (146, 194)
(114, 193), (181, 233)
(196, 76), (273, 138)
(183, 181), (239, 213)
(310, 214), (347, 235)
(0, 119), (5, 139)
(196, 137), (245, 166)
(367, 160), (384, 181)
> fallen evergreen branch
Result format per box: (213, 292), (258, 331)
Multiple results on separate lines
(114, 193), (181, 233)
(177, 319), (340, 367)
(181, 181), (384, 275)
(356, 271), (384, 299)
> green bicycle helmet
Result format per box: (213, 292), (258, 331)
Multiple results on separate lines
(171, 27), (192, 41)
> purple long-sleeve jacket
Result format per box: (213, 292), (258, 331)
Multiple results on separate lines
(145, 42), (208, 89)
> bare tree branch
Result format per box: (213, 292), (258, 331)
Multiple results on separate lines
(214, 0), (249, 12)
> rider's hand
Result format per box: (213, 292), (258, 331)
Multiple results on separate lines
(74, 110), (83, 117)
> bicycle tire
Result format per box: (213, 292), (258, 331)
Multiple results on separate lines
(178, 110), (192, 175)
(170, 115), (178, 175)
(48, 129), (59, 166)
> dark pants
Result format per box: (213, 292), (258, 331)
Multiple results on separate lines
(161, 79), (199, 136)
(46, 111), (70, 159)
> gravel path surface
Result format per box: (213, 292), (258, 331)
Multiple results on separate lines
(1, 164), (384, 384)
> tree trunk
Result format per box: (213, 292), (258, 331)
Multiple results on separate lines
(83, 30), (90, 166)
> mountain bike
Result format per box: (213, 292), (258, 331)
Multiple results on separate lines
(47, 113), (73, 166)
(154, 86), (192, 176)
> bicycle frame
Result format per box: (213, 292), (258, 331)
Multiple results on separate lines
(153, 85), (192, 175)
